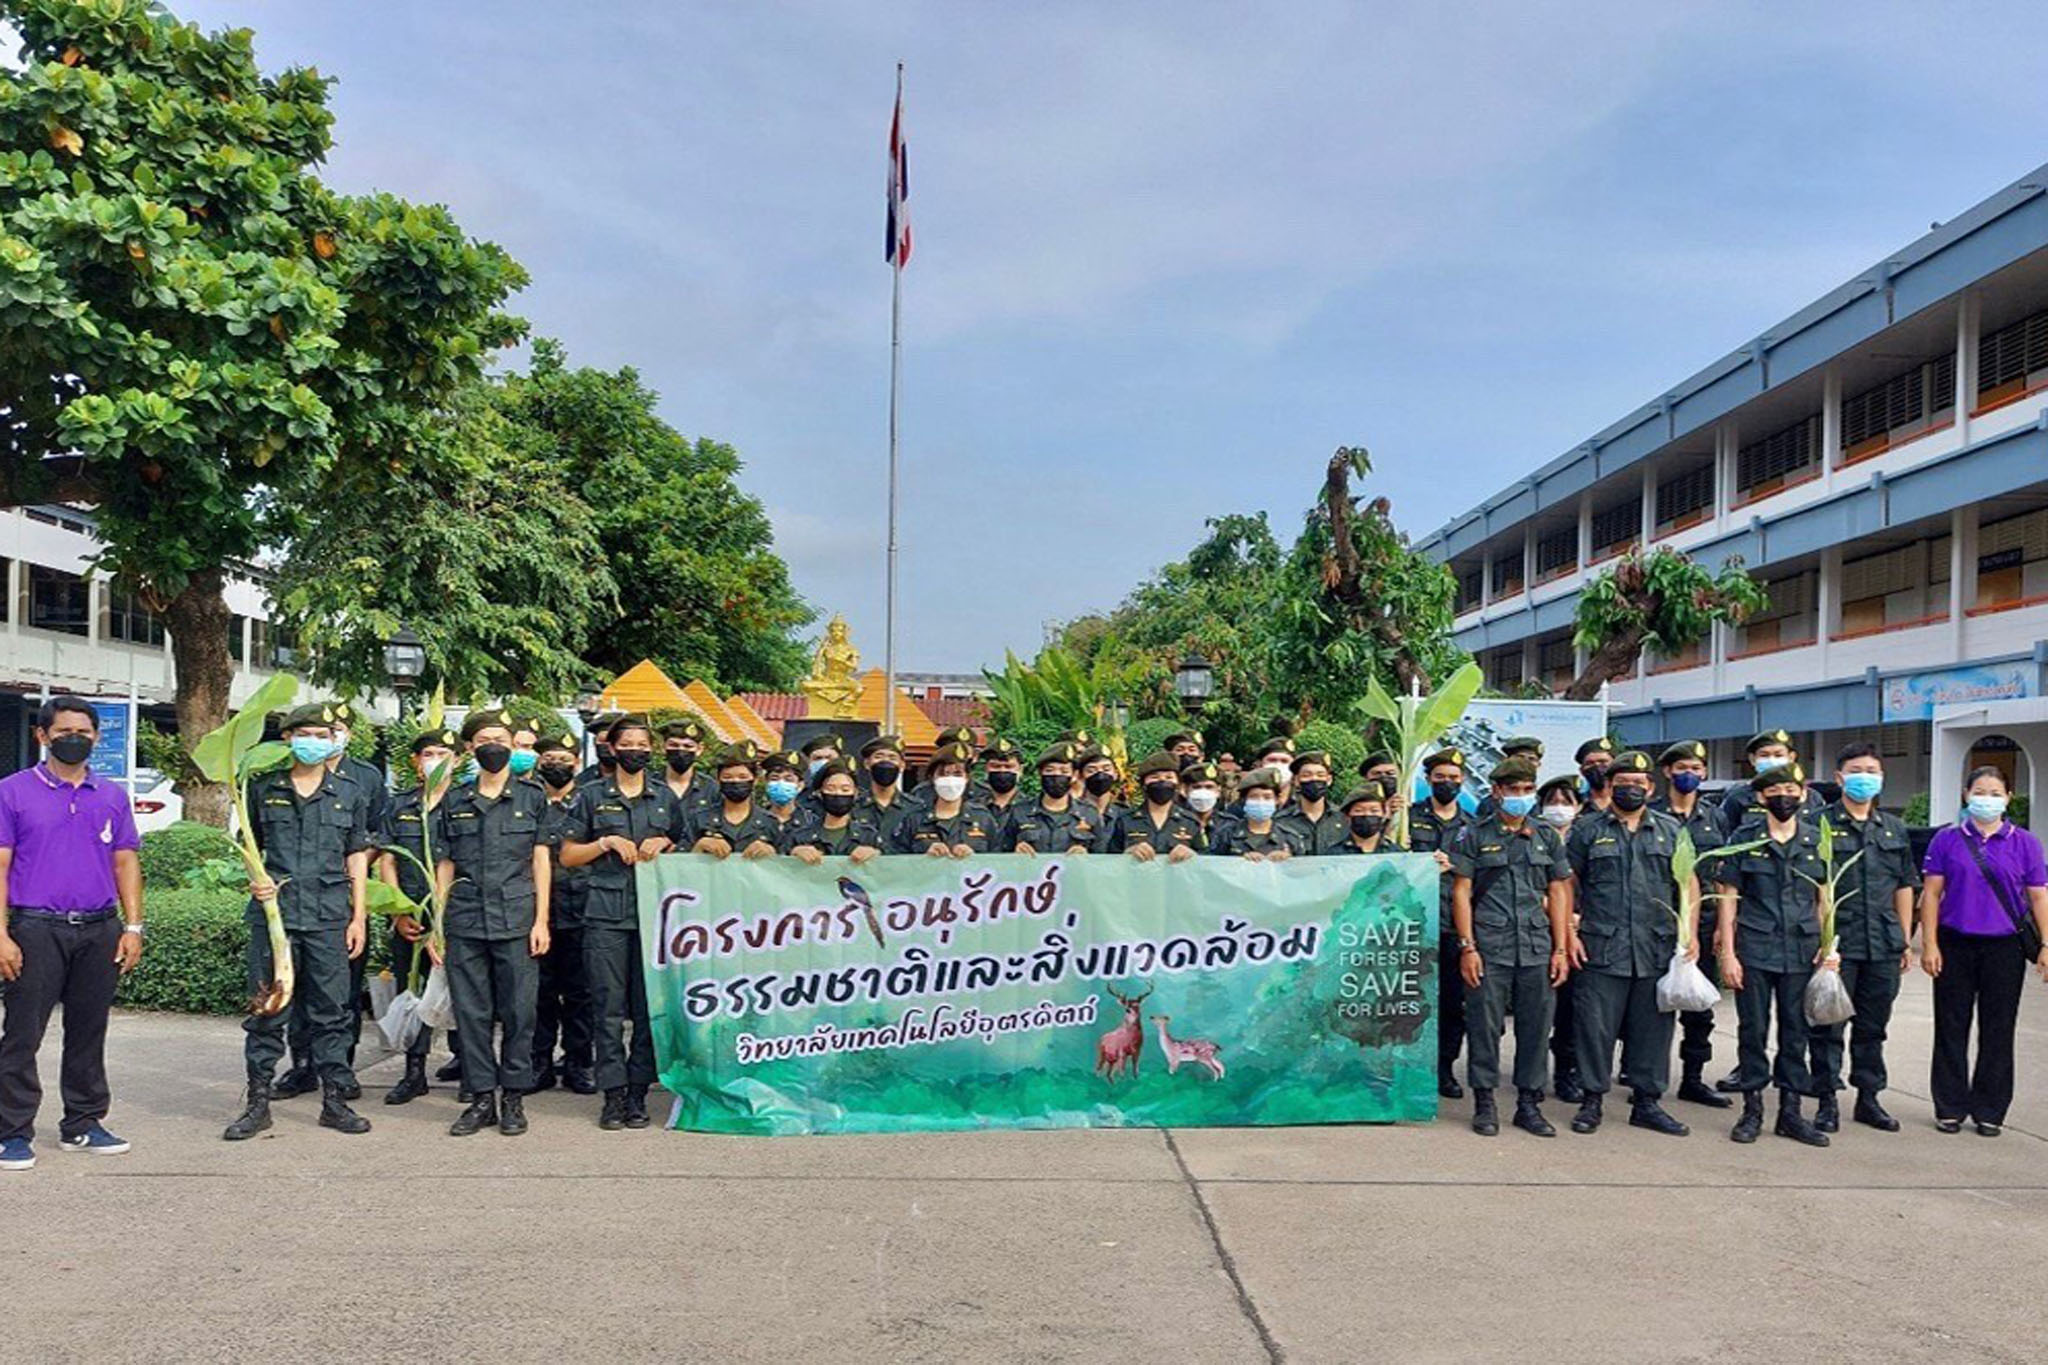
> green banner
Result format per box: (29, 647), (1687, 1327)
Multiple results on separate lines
(638, 852), (1440, 1135)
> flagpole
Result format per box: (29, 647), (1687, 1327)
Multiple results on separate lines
(883, 61), (903, 735)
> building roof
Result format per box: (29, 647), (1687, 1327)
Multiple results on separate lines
(596, 659), (689, 715)
(727, 675), (945, 753)
(737, 692), (808, 722)
(919, 695), (990, 732)
(680, 678), (778, 748)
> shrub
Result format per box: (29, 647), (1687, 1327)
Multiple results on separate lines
(138, 821), (238, 889)
(1294, 720), (1365, 785)
(1122, 717), (1183, 765)
(117, 888), (251, 1014)
(1902, 791), (1931, 827)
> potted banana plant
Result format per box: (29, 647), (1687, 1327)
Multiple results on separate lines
(1797, 817), (1861, 1026)
(1354, 660), (1483, 849)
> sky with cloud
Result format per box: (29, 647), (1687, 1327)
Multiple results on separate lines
(152, 1), (2048, 671)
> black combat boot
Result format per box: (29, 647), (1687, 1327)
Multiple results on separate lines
(435, 1055), (464, 1083)
(1470, 1089), (1498, 1136)
(1553, 1070), (1584, 1106)
(1853, 1089), (1900, 1132)
(1571, 1093), (1603, 1134)
(337, 1076), (363, 1102)
(1438, 1068), (1464, 1101)
(223, 1077), (274, 1142)
(498, 1092), (528, 1136)
(528, 1066), (558, 1094)
(449, 1092), (498, 1137)
(1774, 1091), (1828, 1147)
(1512, 1088), (1555, 1137)
(563, 1063), (598, 1096)
(599, 1087), (629, 1131)
(318, 1080), (372, 1135)
(270, 1064), (318, 1100)
(1677, 1065), (1732, 1109)
(1730, 1091), (1764, 1144)
(1628, 1094), (1690, 1136)
(1715, 1069), (1743, 1094)
(623, 1085), (653, 1129)
(1814, 1091), (1840, 1133)
(384, 1055), (429, 1106)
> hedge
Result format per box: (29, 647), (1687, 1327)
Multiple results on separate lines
(138, 821), (238, 889)
(117, 888), (251, 1015)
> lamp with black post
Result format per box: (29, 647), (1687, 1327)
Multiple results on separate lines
(573, 679), (605, 769)
(382, 624), (427, 717)
(1173, 651), (1214, 705)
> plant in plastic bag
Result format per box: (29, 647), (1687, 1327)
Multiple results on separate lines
(1797, 817), (1862, 1026)
(1352, 660), (1482, 849)
(1652, 827), (1768, 1012)
(187, 672), (301, 1016)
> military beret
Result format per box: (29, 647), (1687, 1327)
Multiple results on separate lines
(508, 714), (547, 738)
(1490, 757), (1538, 785)
(1058, 728), (1096, 749)
(1134, 751), (1181, 779)
(1574, 737), (1616, 764)
(1421, 747), (1466, 773)
(1257, 736), (1298, 759)
(981, 736), (1021, 763)
(410, 726), (459, 754)
(1035, 741), (1079, 768)
(1290, 750), (1333, 773)
(1610, 751), (1655, 775)
(1746, 729), (1793, 754)
(1751, 763), (1806, 792)
(800, 733), (843, 756)
(662, 717), (709, 743)
(1358, 751), (1396, 776)
(1339, 782), (1389, 810)
(1659, 740), (1708, 767)
(1537, 775), (1580, 805)
(1162, 731), (1204, 751)
(1182, 760), (1223, 786)
(815, 758), (859, 784)
(604, 713), (652, 743)
(1501, 735), (1544, 758)
(534, 731), (578, 756)
(460, 708), (510, 741)
(713, 743), (760, 772)
(929, 741), (976, 768)
(763, 749), (803, 776)
(280, 702), (338, 732)
(328, 700), (360, 726)
(1237, 766), (1289, 792)
(934, 726), (978, 749)
(859, 734), (905, 760)
(1074, 746), (1110, 766)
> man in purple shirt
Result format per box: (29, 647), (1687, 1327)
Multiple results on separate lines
(0, 697), (145, 1171)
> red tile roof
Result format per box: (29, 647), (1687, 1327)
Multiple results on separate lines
(919, 695), (990, 732)
(737, 692), (808, 721)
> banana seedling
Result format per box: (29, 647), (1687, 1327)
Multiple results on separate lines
(1795, 816), (1863, 962)
(1668, 827), (1768, 951)
(1353, 660), (1483, 849)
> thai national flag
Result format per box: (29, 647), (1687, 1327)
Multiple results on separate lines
(886, 71), (911, 268)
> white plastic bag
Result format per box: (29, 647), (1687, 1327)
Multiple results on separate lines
(367, 970), (397, 1023)
(415, 965), (457, 1031)
(376, 988), (422, 1051)
(1656, 951), (1721, 1014)
(1803, 964), (1855, 1027)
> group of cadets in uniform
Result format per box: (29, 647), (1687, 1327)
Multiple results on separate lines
(217, 702), (1917, 1150)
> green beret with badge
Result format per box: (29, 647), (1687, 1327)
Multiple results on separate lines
(535, 730), (578, 756)
(1162, 731), (1203, 751)
(714, 743), (760, 773)
(1134, 751), (1181, 779)
(1358, 751), (1396, 776)
(662, 717), (709, 743)
(1574, 737), (1616, 764)
(1537, 774), (1579, 805)
(981, 736), (1021, 763)
(1339, 782), (1390, 810)
(1257, 736), (1298, 758)
(800, 733), (843, 757)
(1182, 760), (1222, 785)
(1750, 762), (1806, 791)
(1746, 729), (1793, 754)
(1036, 741), (1079, 769)
(604, 713), (651, 743)
(1289, 750), (1333, 773)
(763, 749), (803, 777)
(1421, 746), (1466, 774)
(1658, 740), (1707, 767)
(460, 708), (510, 741)
(934, 726), (978, 751)
(279, 702), (337, 733)
(410, 726), (459, 754)
(1489, 756), (1538, 785)
(859, 733), (904, 760)
(929, 740), (976, 768)
(1501, 735), (1544, 758)
(1610, 750), (1654, 775)
(815, 757), (859, 784)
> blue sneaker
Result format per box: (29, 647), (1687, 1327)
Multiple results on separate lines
(0, 1138), (33, 1171)
(57, 1124), (129, 1156)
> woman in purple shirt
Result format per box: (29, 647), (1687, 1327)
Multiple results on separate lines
(1920, 767), (2048, 1135)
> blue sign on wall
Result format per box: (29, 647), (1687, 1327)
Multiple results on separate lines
(85, 699), (132, 785)
(1880, 663), (2038, 722)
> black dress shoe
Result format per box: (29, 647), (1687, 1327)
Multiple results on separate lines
(1715, 1071), (1743, 1094)
(599, 1087), (628, 1131)
(1852, 1092), (1900, 1132)
(1438, 1076), (1465, 1100)
(563, 1066), (599, 1096)
(1512, 1090), (1555, 1138)
(498, 1093), (528, 1136)
(1470, 1090), (1498, 1137)
(270, 1067), (318, 1100)
(1570, 1095), (1602, 1133)
(1934, 1117), (1963, 1134)
(1975, 1121), (2003, 1138)
(1677, 1076), (1732, 1109)
(1731, 1093), (1764, 1144)
(1628, 1099), (1690, 1137)
(1814, 1093), (1840, 1134)
(1774, 1094), (1828, 1147)
(449, 1094), (498, 1137)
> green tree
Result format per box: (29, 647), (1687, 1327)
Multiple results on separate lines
(268, 378), (616, 701)
(0, 2), (524, 822)
(495, 341), (811, 691)
(1567, 545), (1766, 699)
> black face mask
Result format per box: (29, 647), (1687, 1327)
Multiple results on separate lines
(719, 780), (755, 804)
(1144, 781), (1179, 807)
(1609, 785), (1648, 812)
(821, 792), (858, 818)
(667, 749), (696, 774)
(613, 750), (651, 774)
(1040, 773), (1073, 799)
(869, 761), (901, 788)
(594, 744), (614, 767)
(538, 762), (577, 788)
(987, 770), (1019, 794)
(1298, 779), (1330, 803)
(1581, 763), (1610, 791)
(1350, 814), (1386, 839)
(1429, 779), (1461, 806)
(47, 733), (94, 765)
(473, 743), (511, 774)
(1084, 771), (1117, 797)
(1763, 794), (1803, 821)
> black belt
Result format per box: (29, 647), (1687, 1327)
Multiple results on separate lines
(11, 906), (118, 924)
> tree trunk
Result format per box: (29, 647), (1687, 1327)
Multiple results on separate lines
(162, 567), (235, 827)
(1562, 625), (1646, 701)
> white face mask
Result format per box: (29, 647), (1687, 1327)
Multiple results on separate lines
(1243, 798), (1277, 823)
(1186, 788), (1219, 814)
(1539, 805), (1575, 830)
(933, 775), (968, 802)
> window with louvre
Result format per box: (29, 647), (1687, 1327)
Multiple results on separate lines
(1456, 567), (1483, 612)
(1654, 462), (1714, 530)
(1535, 527), (1577, 579)
(1977, 308), (2048, 403)
(1589, 498), (1639, 557)
(1737, 415), (1819, 496)
(1539, 637), (1575, 676)
(1490, 551), (1523, 596)
(1840, 354), (1956, 460)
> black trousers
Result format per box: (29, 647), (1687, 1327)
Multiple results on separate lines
(1572, 970), (1673, 1099)
(448, 935), (539, 1095)
(532, 923), (592, 1074)
(1808, 954), (1902, 1095)
(288, 949), (368, 1069)
(1678, 950), (1720, 1075)
(1931, 927), (2027, 1125)
(1733, 962), (1813, 1095)
(244, 923), (356, 1085)
(0, 915), (121, 1144)
(1465, 961), (1552, 1093)
(585, 924), (655, 1091)
(1436, 931), (1466, 1077)
(1550, 975), (1579, 1082)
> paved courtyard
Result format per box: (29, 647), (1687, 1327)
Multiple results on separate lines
(5, 972), (2046, 1363)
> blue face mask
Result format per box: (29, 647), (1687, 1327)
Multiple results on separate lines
(1842, 773), (1883, 803)
(1967, 795), (2008, 823)
(1753, 754), (1790, 774)
(508, 748), (538, 776)
(765, 779), (800, 806)
(1500, 793), (1538, 819)
(807, 758), (827, 778)
(1671, 772), (1703, 795)
(1243, 798), (1277, 823)
(290, 736), (335, 766)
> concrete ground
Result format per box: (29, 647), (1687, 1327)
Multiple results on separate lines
(4, 973), (2046, 1364)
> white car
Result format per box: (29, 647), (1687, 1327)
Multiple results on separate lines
(129, 767), (185, 833)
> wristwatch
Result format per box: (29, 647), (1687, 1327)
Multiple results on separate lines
(1457, 937), (1476, 953)
(122, 923), (144, 938)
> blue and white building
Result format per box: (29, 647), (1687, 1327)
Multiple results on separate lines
(1419, 163), (2048, 804)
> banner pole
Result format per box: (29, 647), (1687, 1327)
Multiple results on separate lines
(883, 62), (904, 736)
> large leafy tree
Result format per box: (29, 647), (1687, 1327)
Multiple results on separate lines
(494, 341), (811, 691)
(267, 378), (617, 702)
(1566, 545), (1766, 699)
(0, 1), (524, 821)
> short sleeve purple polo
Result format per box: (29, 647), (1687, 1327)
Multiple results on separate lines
(1923, 820), (2048, 936)
(0, 764), (142, 912)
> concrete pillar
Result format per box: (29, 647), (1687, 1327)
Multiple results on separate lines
(1821, 365), (1842, 490)
(1714, 423), (1737, 530)
(1577, 495), (1592, 571)
(1522, 533), (1536, 594)
(1817, 545), (1841, 670)
(1950, 505), (1978, 660)
(1640, 463), (1656, 547)
(1956, 292), (1980, 443)
(5, 557), (18, 639)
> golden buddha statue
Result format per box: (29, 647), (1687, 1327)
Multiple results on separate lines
(801, 614), (862, 719)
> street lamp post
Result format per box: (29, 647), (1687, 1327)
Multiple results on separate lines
(382, 624), (426, 716)
(574, 678), (605, 768)
(1174, 651), (1214, 704)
